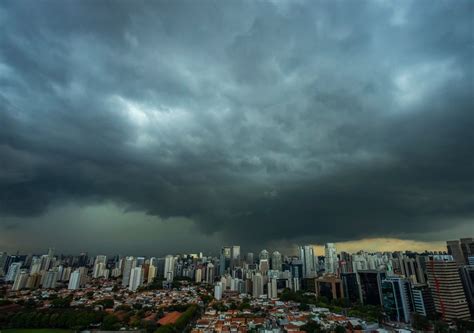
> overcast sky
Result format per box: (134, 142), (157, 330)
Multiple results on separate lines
(0, 0), (472, 256)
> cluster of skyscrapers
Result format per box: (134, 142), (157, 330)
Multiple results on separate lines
(1, 237), (473, 324)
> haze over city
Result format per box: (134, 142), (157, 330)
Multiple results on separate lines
(0, 0), (473, 256)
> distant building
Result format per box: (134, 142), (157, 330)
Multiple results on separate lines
(205, 262), (215, 284)
(164, 255), (175, 282)
(219, 247), (232, 276)
(122, 256), (136, 287)
(92, 255), (107, 278)
(447, 240), (465, 266)
(129, 267), (143, 291)
(252, 273), (264, 298)
(460, 238), (474, 265)
(324, 243), (338, 274)
(12, 270), (29, 291)
(195, 268), (202, 283)
(42, 270), (58, 289)
(267, 278), (277, 299)
(68, 270), (81, 290)
(5, 262), (23, 282)
(271, 251), (282, 271)
(214, 281), (223, 300)
(299, 245), (316, 278)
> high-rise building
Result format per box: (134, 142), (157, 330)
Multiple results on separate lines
(26, 273), (42, 289)
(231, 245), (240, 270)
(122, 256), (136, 287)
(42, 270), (58, 289)
(252, 272), (264, 298)
(412, 284), (435, 317)
(164, 255), (175, 282)
(271, 251), (282, 271)
(214, 281), (223, 300)
(259, 259), (269, 276)
(206, 263), (215, 284)
(381, 277), (414, 323)
(425, 255), (470, 320)
(299, 245), (316, 278)
(147, 265), (157, 284)
(341, 272), (361, 303)
(219, 247), (232, 276)
(195, 268), (202, 283)
(460, 238), (474, 265)
(357, 270), (386, 306)
(129, 267), (143, 291)
(259, 249), (269, 261)
(0, 252), (8, 276)
(92, 255), (107, 278)
(459, 265), (474, 317)
(68, 270), (81, 290)
(246, 252), (254, 265)
(324, 243), (338, 274)
(12, 270), (29, 291)
(267, 278), (277, 299)
(5, 262), (22, 282)
(447, 240), (465, 266)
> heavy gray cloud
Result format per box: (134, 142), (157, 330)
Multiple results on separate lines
(0, 0), (473, 253)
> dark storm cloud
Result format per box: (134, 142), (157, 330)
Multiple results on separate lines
(0, 0), (473, 249)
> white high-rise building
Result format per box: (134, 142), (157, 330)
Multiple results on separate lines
(129, 267), (143, 291)
(93, 255), (107, 278)
(324, 243), (338, 274)
(30, 257), (42, 274)
(206, 263), (215, 284)
(271, 251), (282, 271)
(299, 245), (316, 278)
(252, 272), (264, 298)
(122, 256), (136, 287)
(214, 281), (223, 300)
(6, 262), (22, 282)
(164, 255), (176, 282)
(68, 270), (81, 290)
(12, 270), (29, 291)
(267, 278), (278, 299)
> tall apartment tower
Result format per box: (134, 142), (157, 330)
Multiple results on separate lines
(252, 272), (264, 298)
(129, 267), (143, 291)
(299, 245), (316, 278)
(425, 255), (470, 320)
(121, 256), (136, 287)
(164, 255), (175, 282)
(231, 245), (240, 270)
(271, 251), (282, 271)
(68, 270), (81, 290)
(324, 243), (338, 274)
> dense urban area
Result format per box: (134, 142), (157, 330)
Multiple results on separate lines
(1, 238), (474, 333)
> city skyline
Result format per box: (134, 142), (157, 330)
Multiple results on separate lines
(1, 0), (473, 254)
